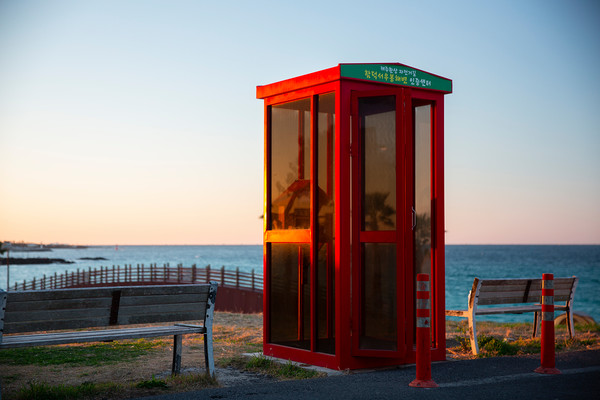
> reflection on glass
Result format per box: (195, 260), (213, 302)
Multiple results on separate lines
(414, 105), (432, 278)
(360, 243), (397, 350)
(360, 96), (396, 231)
(316, 93), (335, 354)
(270, 98), (311, 229)
(269, 243), (310, 350)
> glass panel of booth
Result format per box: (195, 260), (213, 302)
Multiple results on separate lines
(359, 95), (397, 231)
(270, 98), (311, 230)
(413, 104), (432, 279)
(266, 93), (336, 354)
(360, 243), (397, 351)
(269, 243), (311, 350)
(413, 102), (434, 345)
(316, 93), (336, 354)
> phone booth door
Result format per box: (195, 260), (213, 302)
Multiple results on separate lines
(351, 89), (409, 358)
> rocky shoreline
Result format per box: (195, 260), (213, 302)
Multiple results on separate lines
(0, 257), (74, 265)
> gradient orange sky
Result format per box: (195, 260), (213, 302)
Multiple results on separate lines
(1, 0), (599, 245)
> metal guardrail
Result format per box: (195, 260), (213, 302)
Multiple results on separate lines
(10, 264), (263, 292)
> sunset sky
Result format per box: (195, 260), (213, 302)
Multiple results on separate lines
(1, 0), (599, 245)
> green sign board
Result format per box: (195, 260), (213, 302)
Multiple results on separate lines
(340, 64), (452, 93)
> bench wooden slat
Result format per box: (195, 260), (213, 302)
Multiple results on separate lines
(475, 305), (541, 315)
(119, 285), (210, 296)
(119, 302), (205, 315)
(475, 304), (569, 315)
(118, 293), (207, 307)
(4, 318), (114, 334)
(4, 307), (112, 324)
(3, 288), (117, 301)
(480, 287), (574, 295)
(476, 284), (573, 294)
(118, 313), (204, 326)
(478, 279), (538, 286)
(0, 325), (206, 348)
(5, 297), (113, 312)
(479, 278), (574, 288)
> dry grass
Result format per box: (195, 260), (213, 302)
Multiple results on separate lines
(0, 312), (263, 399)
(446, 319), (600, 359)
(1, 312), (598, 399)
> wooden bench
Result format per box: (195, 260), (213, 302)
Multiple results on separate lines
(0, 283), (218, 379)
(445, 277), (578, 355)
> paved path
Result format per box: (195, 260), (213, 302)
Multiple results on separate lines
(138, 349), (600, 400)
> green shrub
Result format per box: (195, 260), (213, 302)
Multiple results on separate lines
(477, 335), (518, 357)
(136, 376), (168, 389)
(243, 355), (319, 379)
(15, 381), (105, 400)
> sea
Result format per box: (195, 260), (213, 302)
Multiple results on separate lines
(2, 245), (599, 323)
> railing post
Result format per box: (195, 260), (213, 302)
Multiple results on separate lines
(252, 269), (255, 290)
(221, 266), (225, 287)
(206, 265), (211, 283)
(192, 264), (197, 283)
(236, 267), (240, 288)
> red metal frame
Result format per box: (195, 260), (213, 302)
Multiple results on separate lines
(350, 89), (406, 359)
(258, 64), (451, 370)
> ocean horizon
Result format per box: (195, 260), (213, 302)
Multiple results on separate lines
(2, 244), (598, 322)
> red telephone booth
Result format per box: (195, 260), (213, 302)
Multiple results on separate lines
(257, 63), (452, 370)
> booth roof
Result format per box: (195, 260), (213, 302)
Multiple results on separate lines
(256, 63), (452, 99)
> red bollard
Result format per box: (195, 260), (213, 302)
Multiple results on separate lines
(410, 273), (438, 388)
(534, 273), (561, 374)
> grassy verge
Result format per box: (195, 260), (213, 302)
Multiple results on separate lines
(446, 320), (600, 358)
(221, 354), (323, 380)
(12, 374), (218, 400)
(0, 339), (164, 366)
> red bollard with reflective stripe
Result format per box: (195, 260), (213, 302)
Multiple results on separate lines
(410, 273), (438, 388)
(534, 273), (561, 374)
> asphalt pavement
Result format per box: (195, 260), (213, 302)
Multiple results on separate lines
(137, 349), (600, 400)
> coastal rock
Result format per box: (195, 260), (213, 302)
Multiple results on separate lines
(0, 258), (74, 265)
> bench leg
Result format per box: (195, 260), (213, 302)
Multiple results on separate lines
(172, 334), (182, 375)
(204, 331), (215, 378)
(567, 310), (574, 339)
(468, 313), (479, 355)
(533, 311), (540, 338)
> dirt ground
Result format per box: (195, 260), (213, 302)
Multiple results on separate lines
(1, 313), (598, 399)
(1, 312), (266, 398)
